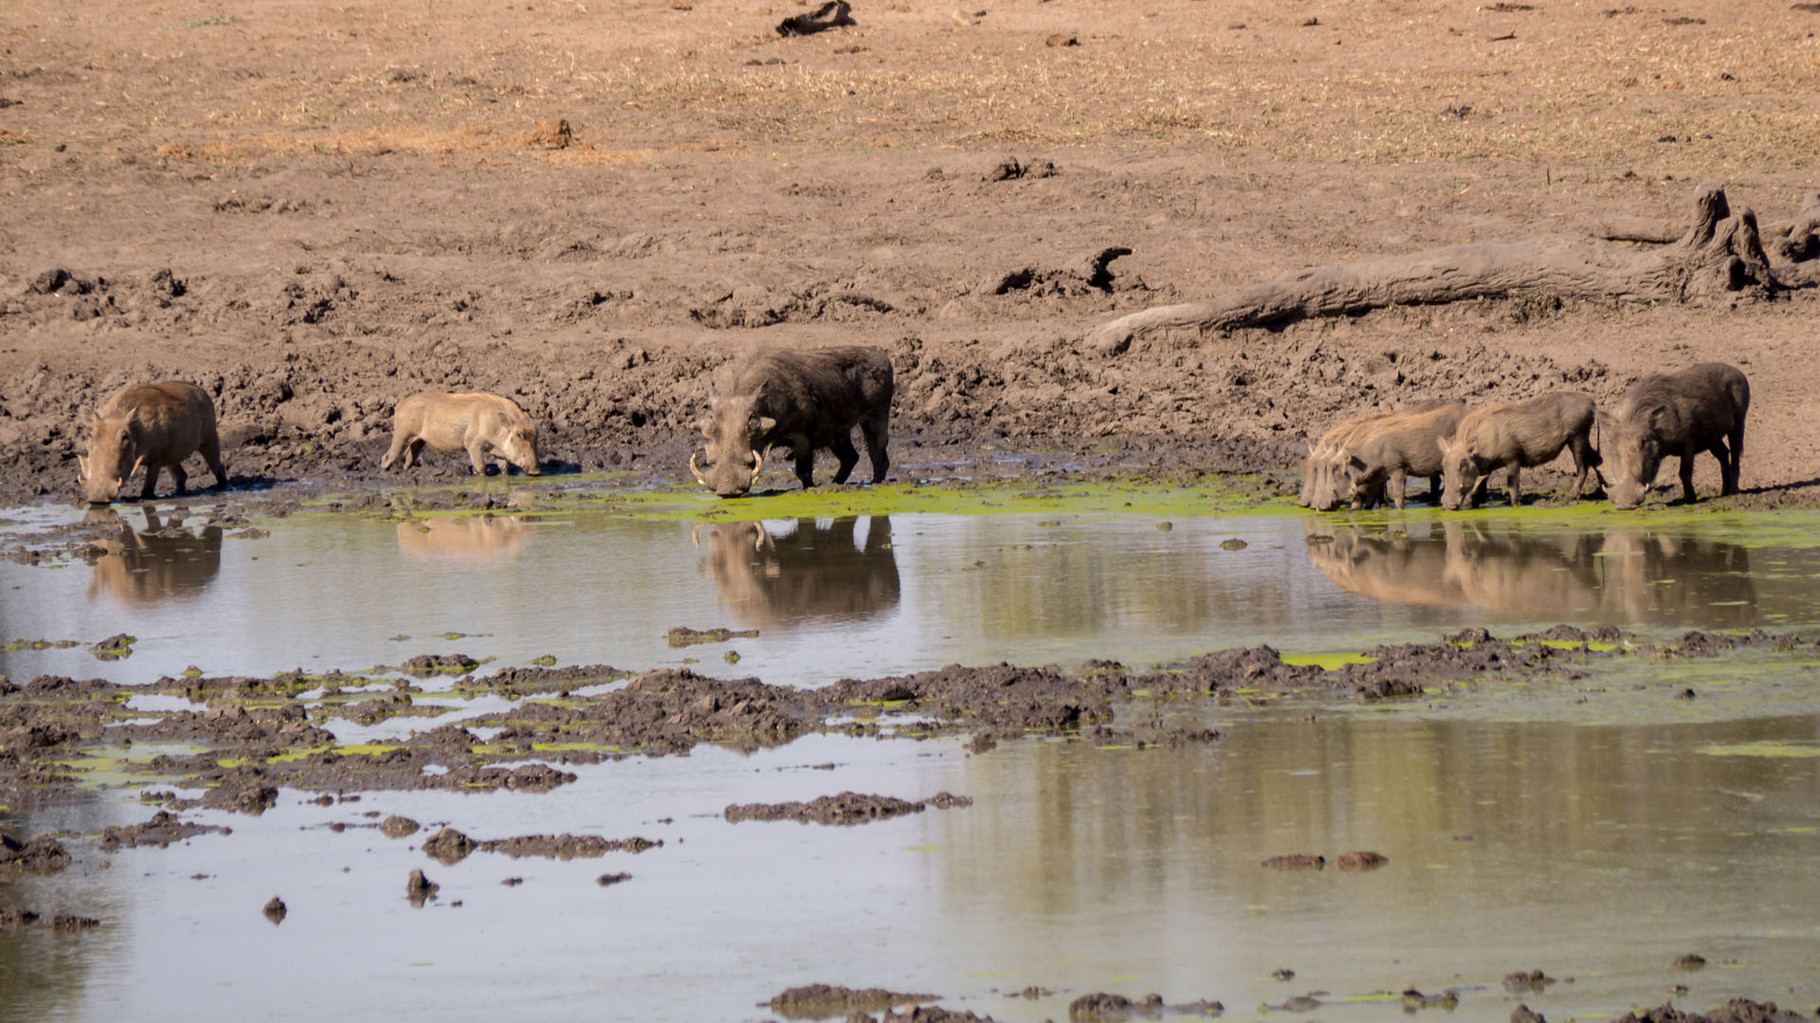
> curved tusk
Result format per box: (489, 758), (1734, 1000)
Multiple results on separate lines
(749, 449), (763, 487)
(690, 522), (703, 548)
(129, 455), (146, 480)
(689, 453), (708, 487)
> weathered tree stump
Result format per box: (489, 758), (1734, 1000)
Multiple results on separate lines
(1088, 185), (1819, 355)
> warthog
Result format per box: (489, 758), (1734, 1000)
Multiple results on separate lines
(691, 345), (893, 498)
(380, 392), (541, 476)
(1439, 392), (1602, 509)
(77, 381), (228, 504)
(1303, 400), (1456, 511)
(1336, 402), (1468, 510)
(1605, 363), (1749, 509)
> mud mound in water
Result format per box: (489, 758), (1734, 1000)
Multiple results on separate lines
(724, 791), (972, 826)
(99, 811), (229, 850)
(768, 984), (940, 1017)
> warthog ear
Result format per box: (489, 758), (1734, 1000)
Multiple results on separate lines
(754, 416), (777, 435)
(1347, 454), (1366, 471)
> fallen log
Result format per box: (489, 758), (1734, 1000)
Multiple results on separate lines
(1089, 185), (1819, 355)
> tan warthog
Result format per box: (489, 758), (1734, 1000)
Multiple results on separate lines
(380, 392), (542, 476)
(1439, 392), (1602, 509)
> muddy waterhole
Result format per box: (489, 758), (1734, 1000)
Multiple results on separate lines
(2, 498), (1818, 1021)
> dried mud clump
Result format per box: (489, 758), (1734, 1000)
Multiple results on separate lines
(666, 626), (758, 648)
(1262, 853), (1325, 870)
(1613, 999), (1811, 1023)
(399, 653), (480, 676)
(724, 791), (970, 827)
(467, 669), (815, 756)
(1337, 850), (1389, 872)
(0, 832), (71, 873)
(421, 827), (476, 865)
(1504, 970), (1557, 993)
(769, 984), (940, 1016)
(99, 811), (230, 850)
(379, 815), (421, 838)
(1068, 992), (1164, 1020)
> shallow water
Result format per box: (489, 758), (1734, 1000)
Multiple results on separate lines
(7, 504), (1820, 688)
(3, 500), (1820, 1021)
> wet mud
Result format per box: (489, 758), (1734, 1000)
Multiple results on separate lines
(723, 791), (972, 827)
(2, 626), (1812, 812)
(418, 826), (661, 865)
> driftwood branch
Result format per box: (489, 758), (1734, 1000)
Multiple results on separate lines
(1089, 184), (1817, 355)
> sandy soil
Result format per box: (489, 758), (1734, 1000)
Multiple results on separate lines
(4, 0), (1820, 506)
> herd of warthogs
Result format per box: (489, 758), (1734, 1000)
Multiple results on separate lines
(1299, 362), (1750, 513)
(73, 346), (1746, 512)
(72, 344), (895, 504)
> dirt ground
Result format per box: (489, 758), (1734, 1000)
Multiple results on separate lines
(4, 0), (1820, 506)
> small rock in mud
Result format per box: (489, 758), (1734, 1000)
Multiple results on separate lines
(1676, 688), (1697, 700)
(666, 625), (758, 648)
(262, 896), (287, 924)
(1673, 953), (1707, 970)
(379, 815), (421, 838)
(769, 984), (940, 1016)
(406, 868), (439, 905)
(1068, 992), (1164, 1020)
(501, 876), (524, 886)
(400, 652), (479, 676)
(1504, 970), (1556, 993)
(1610, 999), (1803, 1023)
(1220, 538), (1248, 550)
(1336, 850), (1388, 872)
(99, 811), (227, 851)
(1402, 987), (1459, 1010)
(421, 827), (476, 864)
(1271, 968), (1295, 981)
(1269, 994), (1322, 1012)
(724, 791), (969, 827)
(0, 832), (71, 873)
(595, 872), (631, 886)
(1262, 853), (1325, 870)
(1511, 1006), (1546, 1023)
(88, 633), (136, 660)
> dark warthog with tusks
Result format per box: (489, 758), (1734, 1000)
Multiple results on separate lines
(1605, 362), (1749, 509)
(77, 381), (228, 504)
(1335, 402), (1468, 510)
(1439, 391), (1603, 509)
(691, 346), (893, 498)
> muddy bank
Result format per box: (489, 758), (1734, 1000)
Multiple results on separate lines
(1, 625), (1806, 812)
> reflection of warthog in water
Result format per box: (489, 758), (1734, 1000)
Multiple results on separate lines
(1593, 530), (1755, 626)
(396, 515), (534, 562)
(1308, 520), (1755, 625)
(696, 516), (900, 627)
(86, 507), (223, 605)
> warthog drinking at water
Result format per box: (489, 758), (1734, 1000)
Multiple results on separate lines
(1439, 392), (1602, 509)
(691, 345), (893, 498)
(77, 381), (228, 504)
(1335, 402), (1468, 510)
(1605, 362), (1749, 509)
(380, 392), (542, 476)
(1303, 400), (1456, 511)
